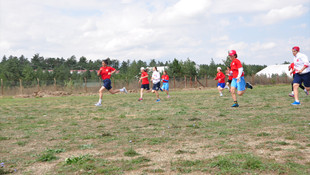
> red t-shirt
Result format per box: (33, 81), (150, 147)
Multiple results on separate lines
(141, 72), (149, 85)
(99, 66), (115, 80)
(290, 63), (295, 75)
(162, 75), (169, 83)
(230, 58), (244, 78)
(215, 72), (226, 83)
(228, 70), (233, 80)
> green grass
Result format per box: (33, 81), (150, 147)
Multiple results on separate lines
(0, 85), (309, 174)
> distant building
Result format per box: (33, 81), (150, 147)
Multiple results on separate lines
(70, 70), (95, 74)
(256, 64), (292, 78)
(145, 66), (168, 73)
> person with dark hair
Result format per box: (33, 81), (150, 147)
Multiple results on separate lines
(138, 67), (151, 101)
(95, 59), (127, 106)
(290, 46), (310, 105)
(228, 50), (253, 107)
(224, 66), (233, 91)
(161, 70), (170, 98)
(288, 62), (308, 97)
(151, 67), (161, 102)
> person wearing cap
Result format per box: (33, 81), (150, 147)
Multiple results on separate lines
(138, 67), (151, 101)
(290, 46), (310, 105)
(95, 59), (128, 106)
(228, 50), (253, 107)
(214, 67), (226, 96)
(288, 62), (308, 97)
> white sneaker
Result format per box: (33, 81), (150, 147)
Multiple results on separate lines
(95, 102), (102, 106)
(304, 89), (309, 95)
(220, 93), (223, 96)
(123, 87), (128, 94)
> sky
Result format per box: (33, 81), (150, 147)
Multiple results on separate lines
(0, 0), (310, 65)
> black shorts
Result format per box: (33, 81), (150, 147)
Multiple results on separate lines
(227, 79), (232, 84)
(102, 79), (112, 90)
(141, 84), (150, 90)
(293, 72), (310, 87)
(152, 82), (161, 91)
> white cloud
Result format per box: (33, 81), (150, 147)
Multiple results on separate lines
(254, 5), (308, 25)
(250, 42), (276, 51)
(0, 0), (309, 66)
(211, 0), (309, 14)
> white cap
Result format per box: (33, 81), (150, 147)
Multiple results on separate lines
(140, 67), (145, 70)
(217, 67), (222, 70)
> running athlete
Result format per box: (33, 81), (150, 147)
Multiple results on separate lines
(151, 67), (161, 102)
(95, 59), (127, 106)
(214, 67), (226, 96)
(290, 46), (310, 105)
(161, 70), (170, 98)
(138, 67), (151, 101)
(224, 67), (233, 91)
(288, 62), (308, 97)
(228, 50), (253, 107)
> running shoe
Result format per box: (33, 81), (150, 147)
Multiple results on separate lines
(167, 95), (170, 98)
(291, 101), (301, 105)
(231, 103), (239, 107)
(304, 89), (309, 95)
(138, 98), (143, 101)
(289, 93), (294, 97)
(156, 99), (161, 102)
(95, 102), (102, 106)
(160, 88), (163, 92)
(246, 82), (253, 89)
(220, 93), (223, 97)
(123, 87), (128, 94)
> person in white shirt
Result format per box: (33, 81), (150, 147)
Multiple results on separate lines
(151, 67), (161, 102)
(291, 46), (310, 105)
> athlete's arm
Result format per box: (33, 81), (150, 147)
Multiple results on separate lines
(236, 67), (243, 82)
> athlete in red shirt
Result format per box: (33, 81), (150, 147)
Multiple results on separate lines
(95, 59), (127, 106)
(228, 50), (253, 107)
(214, 67), (226, 96)
(288, 63), (307, 97)
(138, 67), (151, 101)
(161, 70), (170, 98)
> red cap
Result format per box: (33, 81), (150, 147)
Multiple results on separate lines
(292, 46), (300, 52)
(228, 50), (237, 56)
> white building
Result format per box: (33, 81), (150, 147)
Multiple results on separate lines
(256, 64), (292, 78)
(145, 66), (168, 73)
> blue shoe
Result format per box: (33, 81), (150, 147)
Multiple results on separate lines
(291, 101), (301, 105)
(160, 88), (163, 92)
(231, 103), (239, 107)
(156, 99), (161, 102)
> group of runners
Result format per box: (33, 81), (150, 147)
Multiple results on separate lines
(95, 47), (310, 107)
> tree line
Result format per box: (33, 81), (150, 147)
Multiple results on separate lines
(0, 54), (266, 86)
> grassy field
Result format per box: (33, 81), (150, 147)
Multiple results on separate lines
(0, 84), (309, 175)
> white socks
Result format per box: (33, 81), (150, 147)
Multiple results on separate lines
(98, 99), (102, 104)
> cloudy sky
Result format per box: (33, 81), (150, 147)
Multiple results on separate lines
(0, 0), (310, 65)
